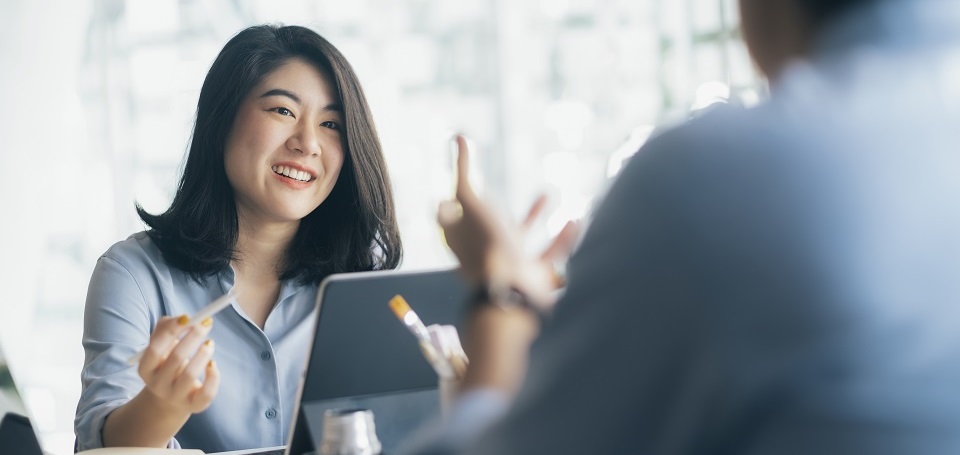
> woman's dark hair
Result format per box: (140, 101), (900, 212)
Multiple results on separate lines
(137, 24), (402, 284)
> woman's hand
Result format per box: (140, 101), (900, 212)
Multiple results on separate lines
(137, 315), (220, 416)
(104, 315), (220, 448)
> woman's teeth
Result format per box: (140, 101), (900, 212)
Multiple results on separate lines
(272, 165), (311, 182)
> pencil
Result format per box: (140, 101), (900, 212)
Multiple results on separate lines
(127, 291), (236, 366)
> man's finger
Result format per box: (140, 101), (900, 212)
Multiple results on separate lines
(449, 354), (469, 380)
(438, 201), (463, 228)
(540, 220), (581, 263)
(455, 135), (475, 200)
(521, 195), (548, 232)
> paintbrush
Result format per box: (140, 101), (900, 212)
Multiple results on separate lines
(388, 295), (456, 378)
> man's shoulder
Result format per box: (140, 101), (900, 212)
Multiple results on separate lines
(644, 102), (793, 162)
(616, 103), (798, 193)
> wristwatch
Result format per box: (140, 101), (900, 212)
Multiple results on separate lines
(468, 282), (545, 318)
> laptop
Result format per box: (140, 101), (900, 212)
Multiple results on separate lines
(218, 267), (469, 455)
(0, 340), (46, 455)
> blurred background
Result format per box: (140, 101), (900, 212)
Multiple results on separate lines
(0, 0), (759, 452)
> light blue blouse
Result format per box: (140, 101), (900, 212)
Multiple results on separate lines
(75, 232), (318, 452)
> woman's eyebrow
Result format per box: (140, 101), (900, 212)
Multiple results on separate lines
(259, 88), (302, 105)
(260, 89), (342, 113)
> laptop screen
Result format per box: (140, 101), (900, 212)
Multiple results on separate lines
(287, 268), (469, 455)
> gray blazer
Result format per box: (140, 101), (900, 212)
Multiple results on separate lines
(422, 1), (960, 454)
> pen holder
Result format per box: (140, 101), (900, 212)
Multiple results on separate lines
(318, 408), (382, 455)
(439, 375), (461, 418)
(423, 324), (467, 419)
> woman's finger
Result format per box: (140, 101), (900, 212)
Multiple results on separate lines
(139, 316), (190, 380)
(150, 321), (212, 387)
(171, 339), (215, 399)
(190, 360), (221, 411)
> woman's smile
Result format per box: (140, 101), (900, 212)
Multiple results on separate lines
(271, 161), (319, 189)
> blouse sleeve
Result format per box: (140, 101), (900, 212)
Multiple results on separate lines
(74, 254), (180, 450)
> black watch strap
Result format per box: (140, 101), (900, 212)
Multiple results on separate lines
(468, 283), (545, 318)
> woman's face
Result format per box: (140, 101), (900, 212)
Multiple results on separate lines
(224, 57), (345, 228)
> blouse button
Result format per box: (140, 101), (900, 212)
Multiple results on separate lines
(265, 408), (277, 419)
(260, 351), (272, 361)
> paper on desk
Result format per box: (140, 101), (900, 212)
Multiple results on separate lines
(75, 448), (204, 454)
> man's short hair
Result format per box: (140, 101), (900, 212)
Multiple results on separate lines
(799, 0), (877, 27)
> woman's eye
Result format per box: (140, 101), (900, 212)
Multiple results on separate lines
(321, 121), (341, 131)
(273, 107), (295, 117)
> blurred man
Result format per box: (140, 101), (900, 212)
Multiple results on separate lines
(414, 0), (960, 453)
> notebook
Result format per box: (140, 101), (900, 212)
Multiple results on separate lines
(0, 339), (46, 455)
(215, 267), (469, 455)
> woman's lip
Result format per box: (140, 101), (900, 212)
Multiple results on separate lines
(272, 161), (319, 179)
(271, 165), (315, 183)
(272, 171), (313, 188)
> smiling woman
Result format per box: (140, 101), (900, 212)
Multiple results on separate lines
(140, 26), (401, 285)
(74, 25), (401, 453)
(225, 59), (347, 239)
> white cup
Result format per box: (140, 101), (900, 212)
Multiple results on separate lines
(318, 408), (382, 455)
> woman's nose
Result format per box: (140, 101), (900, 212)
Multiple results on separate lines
(287, 125), (322, 156)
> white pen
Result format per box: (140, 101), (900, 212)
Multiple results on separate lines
(127, 291), (236, 366)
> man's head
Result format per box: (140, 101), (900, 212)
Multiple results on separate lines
(739, 0), (878, 81)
